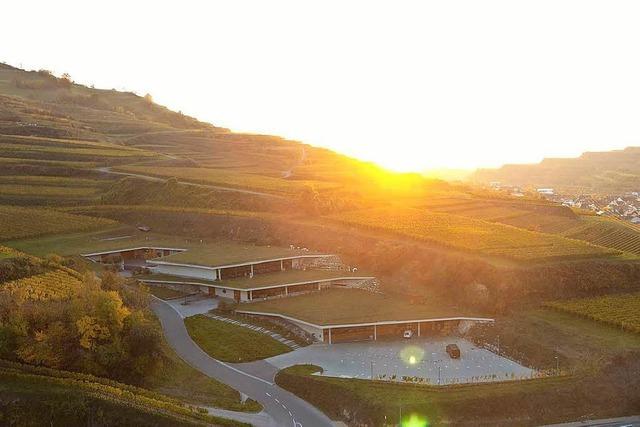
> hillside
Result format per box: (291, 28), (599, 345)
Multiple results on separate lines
(2, 61), (640, 304)
(0, 360), (244, 426)
(471, 147), (640, 194)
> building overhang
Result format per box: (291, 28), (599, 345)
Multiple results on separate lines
(81, 247), (187, 257)
(233, 310), (495, 330)
(149, 254), (334, 271)
(139, 275), (374, 292)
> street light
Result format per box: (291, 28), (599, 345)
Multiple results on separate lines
(432, 359), (443, 385)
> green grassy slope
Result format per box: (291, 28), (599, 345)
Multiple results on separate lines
(184, 315), (291, 362)
(0, 361), (247, 426)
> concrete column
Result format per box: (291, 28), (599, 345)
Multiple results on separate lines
(217, 269), (222, 281)
(418, 322), (421, 337)
(280, 259), (284, 271)
(249, 290), (253, 300)
(250, 264), (254, 278)
(374, 325), (377, 341)
(318, 282), (321, 291)
(328, 328), (332, 344)
(285, 286), (289, 296)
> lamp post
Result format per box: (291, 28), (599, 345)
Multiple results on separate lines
(370, 360), (374, 380)
(433, 359), (443, 385)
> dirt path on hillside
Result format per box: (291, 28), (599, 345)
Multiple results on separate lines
(95, 166), (287, 200)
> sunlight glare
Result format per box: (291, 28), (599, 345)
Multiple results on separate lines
(402, 413), (429, 427)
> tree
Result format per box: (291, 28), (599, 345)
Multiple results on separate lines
(100, 271), (124, 292)
(60, 73), (73, 88)
(121, 311), (162, 380)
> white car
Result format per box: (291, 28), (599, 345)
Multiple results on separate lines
(403, 330), (414, 339)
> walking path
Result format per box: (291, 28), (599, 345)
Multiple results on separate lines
(205, 313), (301, 350)
(151, 297), (333, 427)
(95, 166), (286, 199)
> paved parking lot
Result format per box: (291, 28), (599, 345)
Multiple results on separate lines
(267, 337), (535, 384)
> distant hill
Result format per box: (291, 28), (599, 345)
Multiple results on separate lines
(0, 62), (455, 204)
(471, 147), (640, 194)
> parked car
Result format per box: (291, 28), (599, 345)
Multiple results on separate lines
(446, 343), (461, 359)
(403, 330), (414, 339)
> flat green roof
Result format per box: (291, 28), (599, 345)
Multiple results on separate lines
(140, 270), (371, 290)
(4, 227), (191, 257)
(4, 228), (327, 268)
(237, 288), (488, 326)
(155, 244), (325, 268)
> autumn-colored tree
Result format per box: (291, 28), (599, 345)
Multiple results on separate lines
(0, 267), (160, 383)
(100, 271), (124, 292)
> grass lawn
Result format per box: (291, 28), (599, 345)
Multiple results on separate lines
(147, 338), (261, 412)
(216, 311), (311, 347)
(184, 314), (291, 362)
(238, 288), (487, 325)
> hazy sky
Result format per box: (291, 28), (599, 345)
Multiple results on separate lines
(3, 1), (640, 171)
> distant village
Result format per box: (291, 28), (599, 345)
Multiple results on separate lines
(488, 182), (640, 225)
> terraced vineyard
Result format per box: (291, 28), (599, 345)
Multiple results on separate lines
(0, 184), (99, 197)
(560, 217), (640, 256)
(0, 205), (115, 241)
(114, 165), (338, 195)
(422, 197), (581, 233)
(547, 292), (640, 333)
(0, 134), (156, 162)
(330, 207), (619, 262)
(0, 245), (20, 260)
(1, 268), (83, 301)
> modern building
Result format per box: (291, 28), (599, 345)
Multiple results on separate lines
(82, 243), (375, 302)
(235, 288), (494, 343)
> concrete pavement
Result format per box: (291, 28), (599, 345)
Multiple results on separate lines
(151, 298), (333, 427)
(164, 294), (219, 318)
(542, 415), (640, 427)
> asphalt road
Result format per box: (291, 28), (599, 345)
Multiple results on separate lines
(151, 298), (333, 427)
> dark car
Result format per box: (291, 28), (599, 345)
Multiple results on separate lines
(446, 344), (461, 359)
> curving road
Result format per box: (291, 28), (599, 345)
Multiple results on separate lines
(151, 298), (333, 427)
